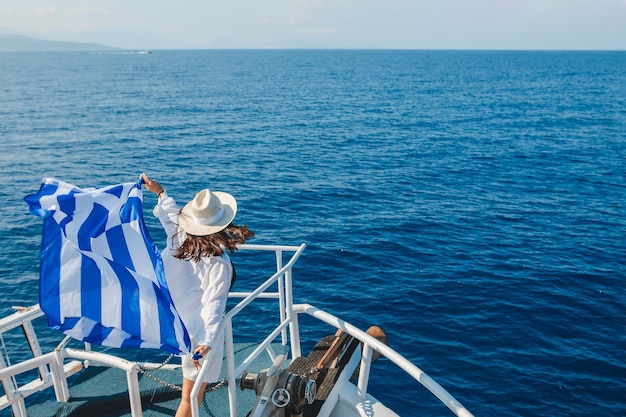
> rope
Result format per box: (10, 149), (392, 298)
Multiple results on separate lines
(0, 333), (19, 393)
(0, 333), (11, 367)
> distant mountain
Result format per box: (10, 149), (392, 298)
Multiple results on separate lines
(0, 34), (118, 51)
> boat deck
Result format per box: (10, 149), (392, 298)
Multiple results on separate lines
(16, 342), (289, 417)
(0, 243), (475, 417)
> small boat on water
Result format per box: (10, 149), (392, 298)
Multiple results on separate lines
(0, 244), (474, 417)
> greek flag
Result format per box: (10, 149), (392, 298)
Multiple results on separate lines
(25, 178), (191, 354)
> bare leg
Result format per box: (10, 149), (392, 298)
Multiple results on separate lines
(175, 377), (208, 417)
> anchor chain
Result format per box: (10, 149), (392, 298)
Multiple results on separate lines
(136, 354), (227, 393)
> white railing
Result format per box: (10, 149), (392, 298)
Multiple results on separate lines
(293, 304), (475, 417)
(0, 306), (143, 416)
(191, 243), (474, 417)
(190, 243), (307, 417)
(0, 243), (474, 417)
(0, 305), (57, 416)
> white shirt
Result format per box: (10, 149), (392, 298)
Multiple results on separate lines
(153, 191), (231, 349)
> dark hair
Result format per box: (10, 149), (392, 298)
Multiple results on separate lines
(174, 224), (254, 262)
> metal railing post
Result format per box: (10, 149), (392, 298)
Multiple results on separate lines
(22, 321), (50, 382)
(126, 367), (142, 417)
(275, 250), (287, 344)
(52, 348), (70, 402)
(356, 344), (373, 399)
(285, 266), (301, 358)
(224, 319), (238, 417)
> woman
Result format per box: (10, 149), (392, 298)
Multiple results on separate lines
(141, 173), (253, 417)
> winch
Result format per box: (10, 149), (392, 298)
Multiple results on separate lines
(240, 355), (317, 417)
(240, 327), (387, 417)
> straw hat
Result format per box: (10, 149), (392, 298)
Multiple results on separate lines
(179, 189), (237, 236)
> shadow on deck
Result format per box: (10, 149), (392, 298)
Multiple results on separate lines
(22, 342), (289, 417)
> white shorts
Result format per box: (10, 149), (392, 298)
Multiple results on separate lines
(181, 337), (225, 383)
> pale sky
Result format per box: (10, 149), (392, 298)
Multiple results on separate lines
(0, 0), (625, 50)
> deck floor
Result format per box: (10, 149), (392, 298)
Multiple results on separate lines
(17, 342), (289, 417)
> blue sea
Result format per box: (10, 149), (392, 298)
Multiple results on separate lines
(0, 50), (624, 416)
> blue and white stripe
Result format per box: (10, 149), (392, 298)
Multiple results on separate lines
(25, 178), (191, 354)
